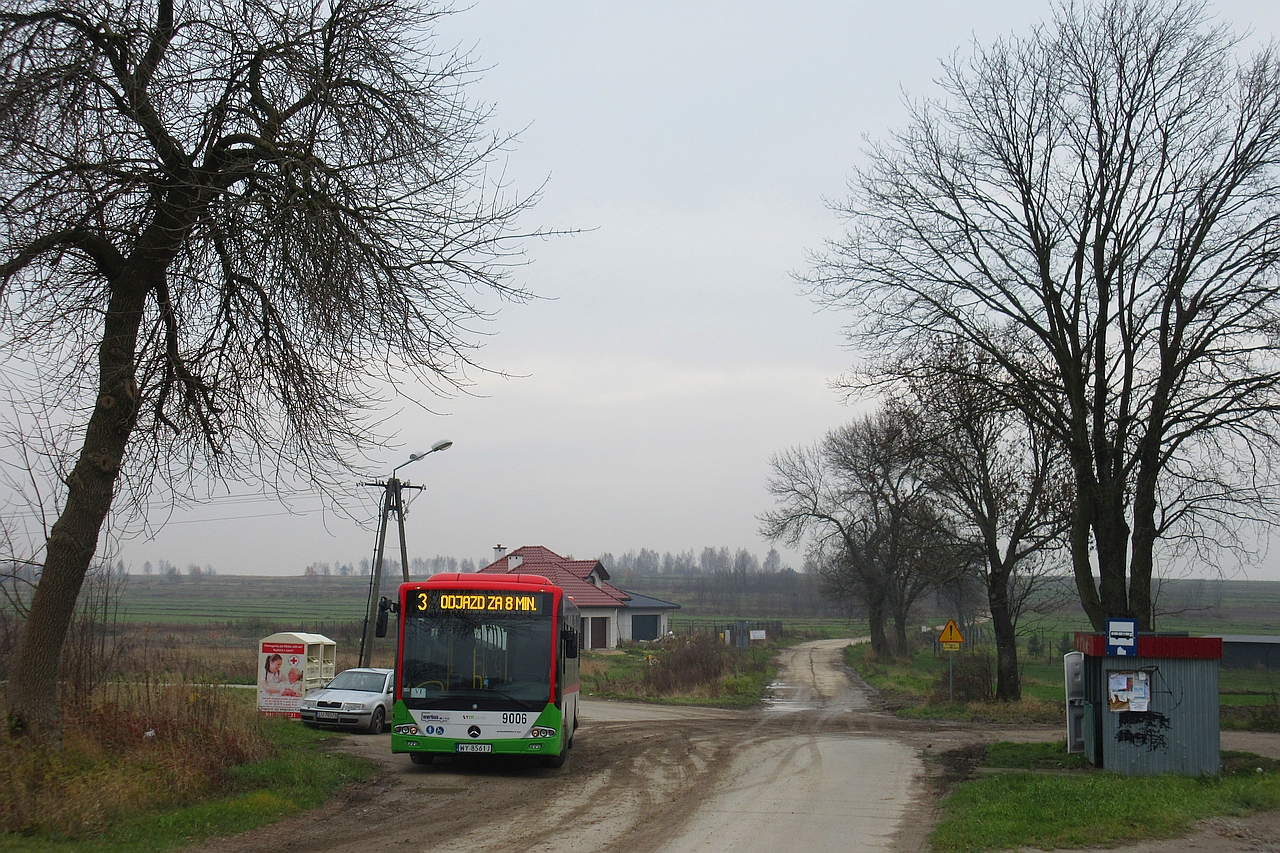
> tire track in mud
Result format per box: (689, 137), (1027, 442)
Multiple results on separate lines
(184, 716), (750, 853)
(437, 720), (744, 853)
(186, 639), (926, 853)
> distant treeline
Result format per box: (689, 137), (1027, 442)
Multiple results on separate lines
(597, 547), (853, 618)
(297, 546), (800, 581)
(134, 547), (815, 581)
(597, 546), (790, 577)
(299, 556), (484, 577)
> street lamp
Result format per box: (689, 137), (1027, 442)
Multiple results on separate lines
(393, 439), (452, 476)
(358, 439), (453, 667)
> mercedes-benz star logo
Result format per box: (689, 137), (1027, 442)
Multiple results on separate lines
(467, 725), (481, 738)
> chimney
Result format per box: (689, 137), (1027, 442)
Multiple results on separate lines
(493, 544), (506, 565)
(508, 554), (523, 572)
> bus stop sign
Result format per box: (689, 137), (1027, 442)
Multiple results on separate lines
(1106, 618), (1139, 656)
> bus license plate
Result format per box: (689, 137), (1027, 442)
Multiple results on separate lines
(456, 743), (492, 753)
(316, 711), (338, 720)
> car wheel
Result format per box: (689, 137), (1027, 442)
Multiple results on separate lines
(367, 706), (386, 734)
(410, 752), (434, 765)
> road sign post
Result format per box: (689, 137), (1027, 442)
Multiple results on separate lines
(939, 620), (965, 704)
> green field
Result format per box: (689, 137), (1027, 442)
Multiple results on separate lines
(118, 575), (387, 625)
(1016, 577), (1280, 637)
(105, 574), (1280, 632)
(112, 575), (870, 639)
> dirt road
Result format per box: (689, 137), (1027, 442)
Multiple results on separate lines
(189, 639), (923, 853)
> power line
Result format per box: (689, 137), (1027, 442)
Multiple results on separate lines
(0, 490), (355, 521)
(160, 509), (325, 526)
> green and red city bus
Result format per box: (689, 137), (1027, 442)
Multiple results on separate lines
(386, 573), (581, 768)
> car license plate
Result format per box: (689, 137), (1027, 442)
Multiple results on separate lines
(317, 711), (338, 720)
(456, 743), (491, 753)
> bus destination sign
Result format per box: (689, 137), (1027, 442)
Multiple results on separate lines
(412, 590), (548, 616)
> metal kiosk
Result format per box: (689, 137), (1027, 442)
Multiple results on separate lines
(1071, 629), (1222, 776)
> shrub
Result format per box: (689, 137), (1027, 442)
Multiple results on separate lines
(933, 647), (994, 703)
(642, 634), (726, 694)
(0, 680), (272, 835)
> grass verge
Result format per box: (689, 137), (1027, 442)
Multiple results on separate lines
(932, 742), (1280, 852)
(982, 739), (1091, 771)
(844, 643), (1062, 723)
(0, 719), (371, 853)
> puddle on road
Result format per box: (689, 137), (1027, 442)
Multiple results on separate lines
(761, 680), (819, 713)
(762, 679), (872, 715)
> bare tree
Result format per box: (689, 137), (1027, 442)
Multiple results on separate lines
(0, 0), (534, 739)
(809, 0), (1280, 631)
(888, 344), (1071, 700)
(762, 411), (965, 655)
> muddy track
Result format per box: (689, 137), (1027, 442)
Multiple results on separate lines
(182, 639), (1069, 853)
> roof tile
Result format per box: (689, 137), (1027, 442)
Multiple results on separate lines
(478, 545), (629, 608)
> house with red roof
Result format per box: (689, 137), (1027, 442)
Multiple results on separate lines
(478, 545), (679, 650)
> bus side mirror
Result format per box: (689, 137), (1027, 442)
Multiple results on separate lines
(562, 629), (578, 659)
(375, 597), (397, 638)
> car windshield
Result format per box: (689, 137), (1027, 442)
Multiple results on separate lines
(401, 606), (552, 711)
(326, 671), (386, 693)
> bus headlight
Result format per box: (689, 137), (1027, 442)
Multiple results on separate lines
(394, 725), (418, 735)
(530, 726), (556, 738)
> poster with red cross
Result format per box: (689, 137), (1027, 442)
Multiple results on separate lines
(258, 641), (307, 717)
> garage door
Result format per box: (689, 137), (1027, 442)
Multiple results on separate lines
(632, 614), (659, 641)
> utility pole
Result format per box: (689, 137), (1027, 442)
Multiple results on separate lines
(357, 441), (452, 668)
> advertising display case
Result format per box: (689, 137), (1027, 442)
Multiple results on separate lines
(258, 631), (336, 718)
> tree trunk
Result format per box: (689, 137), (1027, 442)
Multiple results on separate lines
(891, 606), (910, 656)
(988, 565), (1021, 702)
(1128, 481), (1158, 631)
(1127, 431), (1165, 631)
(5, 279), (146, 741)
(1070, 483), (1106, 631)
(867, 603), (890, 658)
(1093, 487), (1132, 621)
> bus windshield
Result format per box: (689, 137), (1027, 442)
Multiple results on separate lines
(400, 592), (553, 711)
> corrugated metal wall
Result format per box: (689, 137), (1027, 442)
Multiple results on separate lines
(1082, 656), (1219, 776)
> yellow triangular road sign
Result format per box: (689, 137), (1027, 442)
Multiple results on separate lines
(939, 620), (964, 644)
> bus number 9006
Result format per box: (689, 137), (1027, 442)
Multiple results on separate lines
(502, 713), (528, 726)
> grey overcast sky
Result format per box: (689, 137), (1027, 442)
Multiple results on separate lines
(116, 0), (1280, 579)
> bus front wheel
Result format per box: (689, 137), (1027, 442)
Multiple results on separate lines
(538, 750), (567, 769)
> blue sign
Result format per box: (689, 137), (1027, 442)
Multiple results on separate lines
(1106, 618), (1139, 657)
